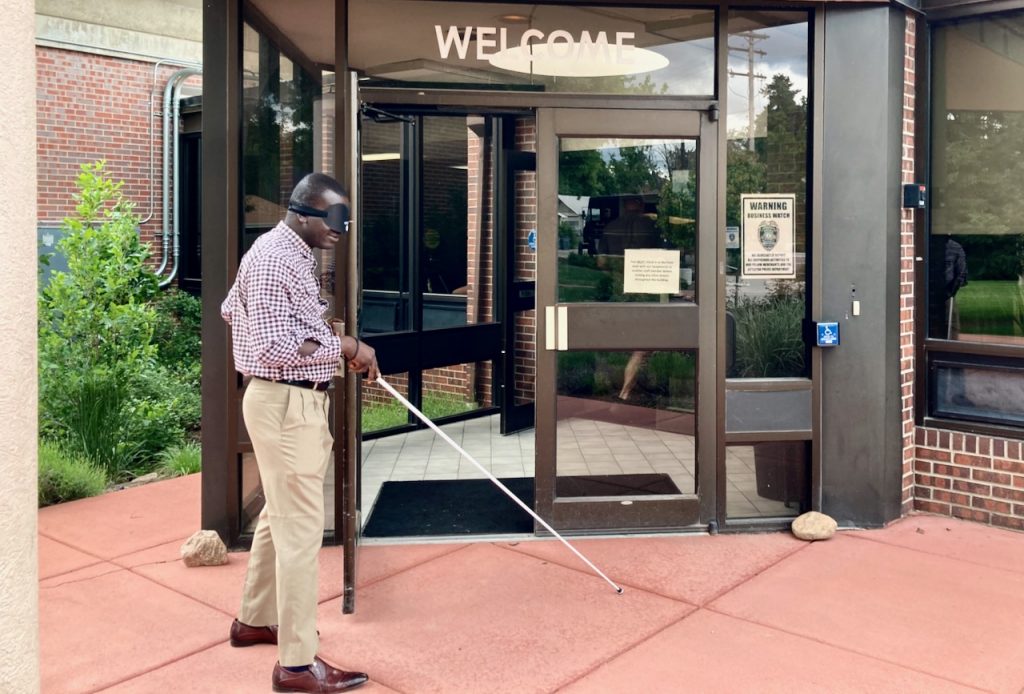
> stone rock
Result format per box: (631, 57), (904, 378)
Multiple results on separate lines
(180, 530), (228, 567)
(790, 511), (837, 541)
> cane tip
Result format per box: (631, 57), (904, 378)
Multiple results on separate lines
(616, 587), (624, 595)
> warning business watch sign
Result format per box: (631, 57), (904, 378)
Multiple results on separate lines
(741, 194), (796, 279)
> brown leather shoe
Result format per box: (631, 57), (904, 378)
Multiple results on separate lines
(229, 619), (278, 647)
(272, 656), (368, 692)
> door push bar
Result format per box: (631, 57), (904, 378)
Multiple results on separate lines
(544, 305), (568, 351)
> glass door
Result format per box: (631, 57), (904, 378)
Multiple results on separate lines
(536, 109), (717, 532)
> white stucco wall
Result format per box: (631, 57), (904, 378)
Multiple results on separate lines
(36, 0), (202, 64)
(0, 0), (39, 691)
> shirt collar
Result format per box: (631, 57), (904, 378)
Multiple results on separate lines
(275, 221), (315, 261)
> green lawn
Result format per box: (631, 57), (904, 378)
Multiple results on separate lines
(956, 280), (1023, 337)
(558, 259), (607, 302)
(362, 393), (481, 433)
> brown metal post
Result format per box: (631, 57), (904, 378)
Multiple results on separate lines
(201, 0), (242, 543)
(333, 0), (361, 615)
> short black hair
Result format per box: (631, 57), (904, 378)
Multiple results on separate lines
(290, 173), (348, 208)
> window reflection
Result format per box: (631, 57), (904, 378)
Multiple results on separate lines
(241, 22), (326, 255)
(930, 11), (1024, 345)
(558, 137), (698, 303)
(933, 360), (1024, 428)
(725, 11), (810, 378)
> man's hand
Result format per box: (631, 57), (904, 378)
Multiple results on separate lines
(343, 336), (380, 382)
(299, 339), (321, 357)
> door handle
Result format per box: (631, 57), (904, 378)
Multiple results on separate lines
(545, 305), (569, 351)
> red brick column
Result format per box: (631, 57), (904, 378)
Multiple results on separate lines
(514, 117), (537, 407)
(900, 14), (918, 514)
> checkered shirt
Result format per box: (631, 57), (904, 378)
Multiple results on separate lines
(221, 221), (341, 383)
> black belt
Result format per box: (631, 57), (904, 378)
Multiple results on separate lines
(256, 377), (329, 391)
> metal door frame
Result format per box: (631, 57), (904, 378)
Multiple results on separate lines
(535, 107), (719, 533)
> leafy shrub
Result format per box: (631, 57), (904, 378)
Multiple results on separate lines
(38, 440), (108, 507)
(157, 442), (202, 477)
(152, 288), (202, 368)
(567, 253), (598, 270)
(557, 352), (598, 395)
(38, 162), (195, 481)
(38, 162), (159, 372)
(730, 295), (806, 377)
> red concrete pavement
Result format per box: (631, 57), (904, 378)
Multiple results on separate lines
(38, 475), (1024, 693)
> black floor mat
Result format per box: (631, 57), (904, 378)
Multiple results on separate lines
(361, 473), (681, 537)
(362, 477), (535, 537)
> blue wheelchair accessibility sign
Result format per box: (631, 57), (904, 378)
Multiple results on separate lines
(816, 322), (840, 347)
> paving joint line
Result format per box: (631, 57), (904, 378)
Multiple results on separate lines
(702, 605), (993, 693)
(354, 543), (474, 591)
(86, 635), (227, 694)
(493, 542), (699, 606)
(844, 531), (1024, 577)
(123, 564), (238, 618)
(700, 540), (813, 606)
(549, 605), (703, 692)
(39, 564), (125, 589)
(37, 531), (112, 578)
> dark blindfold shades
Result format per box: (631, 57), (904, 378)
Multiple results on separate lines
(288, 202), (351, 234)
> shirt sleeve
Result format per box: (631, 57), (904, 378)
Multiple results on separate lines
(221, 283), (236, 325)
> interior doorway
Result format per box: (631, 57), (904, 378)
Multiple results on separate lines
(358, 109), (538, 537)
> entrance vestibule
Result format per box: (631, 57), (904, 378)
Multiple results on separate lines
(204, 1), (823, 572)
(356, 104), (810, 537)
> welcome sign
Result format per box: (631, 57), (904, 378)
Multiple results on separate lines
(434, 25), (669, 77)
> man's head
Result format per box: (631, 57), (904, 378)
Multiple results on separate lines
(286, 173), (350, 250)
(622, 196), (644, 215)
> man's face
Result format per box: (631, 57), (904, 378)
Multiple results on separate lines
(294, 190), (349, 250)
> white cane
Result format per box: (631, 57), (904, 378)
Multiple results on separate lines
(374, 376), (624, 595)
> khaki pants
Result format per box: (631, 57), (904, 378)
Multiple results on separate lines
(238, 378), (333, 667)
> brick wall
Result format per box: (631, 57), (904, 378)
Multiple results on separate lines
(906, 12), (1024, 531)
(750, 10), (1024, 532)
(901, 15), (918, 513)
(914, 428), (1024, 531)
(36, 47), (200, 255)
(513, 118), (537, 407)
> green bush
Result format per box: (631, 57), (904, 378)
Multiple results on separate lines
(38, 162), (196, 481)
(557, 351), (598, 395)
(152, 288), (202, 367)
(730, 295), (806, 377)
(38, 440), (108, 507)
(157, 442), (202, 477)
(566, 253), (598, 269)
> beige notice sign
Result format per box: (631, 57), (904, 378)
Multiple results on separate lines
(623, 249), (680, 294)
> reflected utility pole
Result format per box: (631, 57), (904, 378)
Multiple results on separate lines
(728, 32), (768, 150)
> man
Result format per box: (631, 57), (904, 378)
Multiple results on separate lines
(221, 172), (379, 693)
(599, 195), (659, 255)
(944, 236), (968, 340)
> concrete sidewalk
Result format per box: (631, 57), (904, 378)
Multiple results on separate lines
(39, 474), (1024, 693)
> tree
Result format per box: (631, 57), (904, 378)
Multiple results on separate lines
(608, 146), (666, 195)
(559, 149), (615, 196)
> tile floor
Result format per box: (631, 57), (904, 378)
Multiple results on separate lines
(357, 414), (794, 533)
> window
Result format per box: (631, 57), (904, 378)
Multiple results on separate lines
(241, 20), (331, 255)
(725, 11), (811, 380)
(926, 10), (1024, 429)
